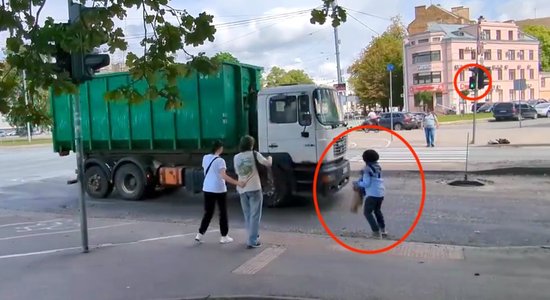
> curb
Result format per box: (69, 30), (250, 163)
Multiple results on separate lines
(480, 143), (550, 148)
(159, 296), (319, 300)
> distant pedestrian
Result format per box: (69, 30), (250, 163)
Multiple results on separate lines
(196, 140), (245, 244)
(423, 110), (439, 147)
(234, 135), (272, 249)
(353, 149), (387, 238)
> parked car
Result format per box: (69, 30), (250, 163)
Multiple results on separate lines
(471, 102), (485, 112)
(477, 103), (494, 113)
(378, 112), (417, 130)
(527, 99), (547, 106)
(493, 102), (538, 121)
(535, 103), (550, 117)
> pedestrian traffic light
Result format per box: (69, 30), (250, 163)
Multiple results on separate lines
(477, 67), (490, 89)
(469, 76), (476, 90)
(53, 3), (110, 84)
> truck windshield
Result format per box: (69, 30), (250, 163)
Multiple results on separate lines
(313, 88), (344, 126)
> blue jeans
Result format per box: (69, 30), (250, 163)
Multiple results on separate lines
(239, 190), (263, 246)
(424, 127), (435, 146)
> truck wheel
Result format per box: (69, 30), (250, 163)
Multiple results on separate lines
(114, 163), (146, 200)
(264, 167), (290, 208)
(84, 166), (112, 199)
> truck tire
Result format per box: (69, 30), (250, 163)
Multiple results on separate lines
(114, 163), (146, 200)
(84, 166), (112, 199)
(264, 167), (290, 208)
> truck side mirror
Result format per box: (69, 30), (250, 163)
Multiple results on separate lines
(300, 113), (312, 126)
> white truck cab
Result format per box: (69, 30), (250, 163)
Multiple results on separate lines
(256, 84), (350, 206)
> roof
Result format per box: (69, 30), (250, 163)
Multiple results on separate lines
(259, 84), (330, 95)
(424, 23), (538, 42)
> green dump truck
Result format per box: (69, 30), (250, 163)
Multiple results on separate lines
(51, 62), (350, 207)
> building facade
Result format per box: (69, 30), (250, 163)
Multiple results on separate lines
(407, 5), (474, 35)
(540, 72), (550, 99)
(404, 21), (540, 113)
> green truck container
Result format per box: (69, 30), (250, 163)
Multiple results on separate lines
(51, 62), (350, 206)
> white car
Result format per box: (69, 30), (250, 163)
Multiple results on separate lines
(535, 103), (550, 117)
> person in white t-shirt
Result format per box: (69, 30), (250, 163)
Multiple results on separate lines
(196, 140), (245, 244)
(233, 135), (272, 249)
(423, 110), (439, 147)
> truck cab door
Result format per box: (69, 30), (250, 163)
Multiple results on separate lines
(265, 93), (316, 164)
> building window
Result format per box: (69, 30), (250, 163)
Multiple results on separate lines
(530, 88), (535, 99)
(520, 90), (525, 100)
(418, 38), (429, 44)
(459, 49), (465, 60)
(530, 69), (535, 79)
(509, 69), (516, 80)
(496, 30), (502, 40)
(529, 50), (534, 60)
(484, 49), (492, 60)
(497, 50), (503, 60)
(471, 50), (476, 60)
(497, 69), (503, 80)
(520, 69), (525, 79)
(413, 72), (442, 85)
(460, 71), (465, 81)
(519, 50), (525, 60)
(542, 77), (546, 88)
(412, 50), (441, 64)
(433, 37), (441, 42)
(483, 29), (491, 40)
(509, 89), (515, 100)
(508, 30), (514, 40)
(498, 90), (503, 101)
(509, 50), (516, 60)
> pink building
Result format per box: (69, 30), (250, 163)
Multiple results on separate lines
(404, 21), (541, 113)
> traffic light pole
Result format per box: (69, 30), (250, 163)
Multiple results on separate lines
(471, 16), (484, 145)
(68, 0), (89, 253)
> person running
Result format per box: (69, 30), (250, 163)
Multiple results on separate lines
(353, 149), (387, 238)
(233, 135), (272, 249)
(196, 140), (245, 244)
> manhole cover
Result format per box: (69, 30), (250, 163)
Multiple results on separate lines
(448, 180), (485, 187)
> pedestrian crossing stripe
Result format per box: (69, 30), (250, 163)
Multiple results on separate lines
(347, 148), (467, 163)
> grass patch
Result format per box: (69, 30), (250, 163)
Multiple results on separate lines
(0, 138), (52, 147)
(438, 112), (492, 123)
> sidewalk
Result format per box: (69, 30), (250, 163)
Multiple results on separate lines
(1, 213), (549, 300)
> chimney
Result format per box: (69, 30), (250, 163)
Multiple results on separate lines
(451, 6), (470, 20)
(415, 5), (426, 18)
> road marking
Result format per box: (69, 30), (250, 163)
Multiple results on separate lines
(0, 230), (220, 260)
(0, 222), (135, 241)
(347, 147), (467, 163)
(232, 246), (287, 275)
(0, 218), (66, 228)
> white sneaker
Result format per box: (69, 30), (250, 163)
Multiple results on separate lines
(195, 233), (203, 243)
(220, 236), (234, 244)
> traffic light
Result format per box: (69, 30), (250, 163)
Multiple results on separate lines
(469, 75), (476, 90)
(54, 3), (110, 84)
(477, 67), (489, 89)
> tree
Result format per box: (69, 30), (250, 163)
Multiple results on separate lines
(523, 25), (550, 71)
(264, 67), (314, 87)
(0, 1), (346, 120)
(348, 17), (405, 110)
(414, 91), (433, 111)
(212, 52), (239, 64)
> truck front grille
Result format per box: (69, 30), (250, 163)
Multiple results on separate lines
(333, 135), (347, 156)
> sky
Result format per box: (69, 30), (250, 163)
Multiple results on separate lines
(1, 0), (549, 84)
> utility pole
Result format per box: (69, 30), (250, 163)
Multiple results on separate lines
(471, 16), (484, 144)
(331, 0), (343, 84)
(402, 37), (408, 112)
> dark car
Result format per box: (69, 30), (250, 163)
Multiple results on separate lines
(477, 103), (494, 113)
(493, 102), (538, 121)
(378, 112), (417, 130)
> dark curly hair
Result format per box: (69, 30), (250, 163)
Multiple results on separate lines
(362, 149), (379, 163)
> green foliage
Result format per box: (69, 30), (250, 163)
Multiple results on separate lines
(348, 17), (405, 109)
(0, 1), (345, 121)
(523, 25), (550, 71)
(212, 51), (239, 64)
(264, 66), (314, 87)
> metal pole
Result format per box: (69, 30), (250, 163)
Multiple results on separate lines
(465, 132), (470, 181)
(471, 16), (483, 144)
(331, 0), (343, 84)
(519, 94), (522, 128)
(390, 69), (394, 140)
(402, 38), (408, 112)
(68, 0), (89, 253)
(22, 70), (32, 142)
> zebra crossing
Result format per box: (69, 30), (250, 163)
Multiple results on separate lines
(347, 147), (468, 164)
